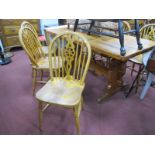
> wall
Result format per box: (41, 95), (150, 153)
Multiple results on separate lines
(40, 19), (58, 35)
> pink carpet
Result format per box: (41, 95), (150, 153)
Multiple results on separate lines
(0, 49), (155, 134)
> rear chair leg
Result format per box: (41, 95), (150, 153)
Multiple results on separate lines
(32, 69), (37, 96)
(140, 73), (154, 100)
(40, 70), (43, 81)
(38, 101), (43, 130)
(73, 103), (81, 134)
(131, 63), (135, 77)
(81, 96), (84, 110)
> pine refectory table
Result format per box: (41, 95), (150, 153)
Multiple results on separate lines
(45, 25), (155, 102)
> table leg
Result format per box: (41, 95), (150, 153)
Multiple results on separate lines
(74, 19), (79, 32)
(135, 19), (143, 50)
(97, 59), (127, 102)
(88, 20), (95, 35)
(118, 20), (126, 56)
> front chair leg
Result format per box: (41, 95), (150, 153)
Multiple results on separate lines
(140, 72), (154, 100)
(81, 96), (84, 110)
(38, 101), (43, 130)
(32, 68), (34, 77)
(40, 70), (43, 81)
(131, 63), (135, 77)
(73, 103), (81, 134)
(32, 69), (37, 96)
(135, 64), (143, 93)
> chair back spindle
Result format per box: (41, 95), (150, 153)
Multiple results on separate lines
(140, 24), (155, 40)
(19, 27), (45, 67)
(49, 32), (91, 84)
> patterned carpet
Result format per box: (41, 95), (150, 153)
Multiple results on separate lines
(0, 49), (155, 135)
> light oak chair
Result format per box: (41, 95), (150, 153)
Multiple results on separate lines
(140, 50), (155, 99)
(140, 73), (155, 99)
(35, 31), (91, 134)
(21, 21), (48, 56)
(126, 24), (155, 97)
(123, 21), (131, 31)
(129, 24), (155, 76)
(19, 26), (62, 95)
(139, 24), (155, 99)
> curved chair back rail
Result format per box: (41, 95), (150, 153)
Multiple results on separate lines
(140, 24), (155, 64)
(19, 27), (45, 67)
(139, 24), (155, 99)
(21, 21), (39, 38)
(123, 21), (131, 32)
(140, 23), (155, 40)
(48, 31), (91, 84)
(126, 23), (155, 97)
(130, 23), (155, 65)
(21, 21), (48, 56)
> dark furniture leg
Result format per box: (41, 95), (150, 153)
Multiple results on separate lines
(0, 46), (11, 65)
(74, 19), (79, 32)
(118, 20), (126, 56)
(88, 20), (95, 35)
(135, 19), (143, 50)
(125, 65), (144, 98)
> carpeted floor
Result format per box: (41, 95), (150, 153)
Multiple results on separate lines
(0, 49), (155, 135)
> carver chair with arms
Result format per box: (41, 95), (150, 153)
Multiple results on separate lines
(35, 31), (91, 134)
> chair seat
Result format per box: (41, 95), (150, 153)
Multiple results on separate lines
(129, 54), (143, 64)
(42, 46), (56, 56)
(36, 79), (84, 106)
(42, 46), (48, 55)
(35, 57), (62, 69)
(130, 51), (153, 65)
(36, 57), (49, 69)
(142, 51), (153, 67)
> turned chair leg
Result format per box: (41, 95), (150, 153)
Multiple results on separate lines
(140, 72), (154, 100)
(135, 64), (143, 93)
(81, 96), (84, 110)
(38, 101), (43, 130)
(125, 65), (144, 98)
(131, 63), (136, 77)
(73, 103), (81, 134)
(40, 70), (43, 81)
(74, 112), (80, 134)
(32, 69), (37, 96)
(32, 68), (34, 77)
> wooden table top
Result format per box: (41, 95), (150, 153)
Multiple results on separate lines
(45, 25), (155, 62)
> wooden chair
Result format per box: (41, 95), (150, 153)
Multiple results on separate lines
(140, 49), (155, 99)
(140, 72), (155, 99)
(126, 24), (155, 97)
(19, 27), (53, 95)
(35, 31), (91, 134)
(129, 24), (155, 76)
(21, 21), (48, 56)
(128, 19), (148, 29)
(123, 21), (131, 32)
